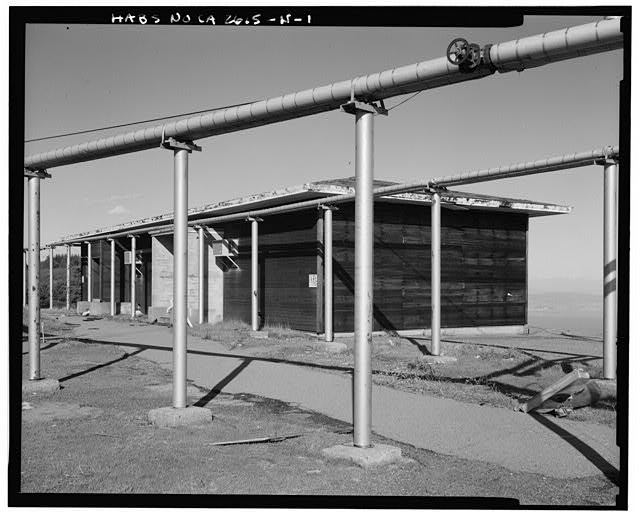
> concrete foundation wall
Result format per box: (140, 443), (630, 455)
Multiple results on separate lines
(333, 325), (529, 338)
(151, 229), (224, 324)
(89, 301), (118, 316)
(76, 301), (90, 314)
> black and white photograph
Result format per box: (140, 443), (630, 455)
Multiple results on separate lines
(9, 5), (631, 508)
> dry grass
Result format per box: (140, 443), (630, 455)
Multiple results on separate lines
(189, 319), (251, 345)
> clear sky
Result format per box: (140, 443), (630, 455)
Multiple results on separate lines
(23, 14), (623, 295)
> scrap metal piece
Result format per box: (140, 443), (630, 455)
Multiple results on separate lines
(205, 433), (303, 446)
(517, 369), (590, 413)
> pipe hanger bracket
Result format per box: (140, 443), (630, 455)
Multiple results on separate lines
(160, 130), (202, 153)
(596, 146), (619, 166)
(341, 99), (388, 116)
(24, 169), (51, 179)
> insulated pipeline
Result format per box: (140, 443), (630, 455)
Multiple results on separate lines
(24, 19), (622, 172)
(48, 144), (615, 246)
(429, 146), (620, 187)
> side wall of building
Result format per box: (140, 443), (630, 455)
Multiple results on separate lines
(328, 202), (528, 332)
(151, 229), (224, 323)
(222, 211), (318, 331)
(218, 201), (527, 333)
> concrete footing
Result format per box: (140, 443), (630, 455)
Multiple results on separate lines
(322, 443), (403, 468)
(148, 406), (211, 427)
(313, 341), (348, 354)
(22, 378), (60, 395)
(420, 354), (458, 364)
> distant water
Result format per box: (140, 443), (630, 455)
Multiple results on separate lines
(527, 311), (603, 337)
(528, 291), (603, 337)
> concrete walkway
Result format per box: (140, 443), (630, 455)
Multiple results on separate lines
(44, 319), (618, 481)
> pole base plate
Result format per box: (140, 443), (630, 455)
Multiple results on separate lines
(22, 378), (60, 395)
(322, 443), (406, 468)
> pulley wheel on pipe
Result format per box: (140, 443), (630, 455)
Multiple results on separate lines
(446, 38), (470, 66)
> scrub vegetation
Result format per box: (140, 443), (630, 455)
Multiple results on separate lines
(23, 255), (83, 308)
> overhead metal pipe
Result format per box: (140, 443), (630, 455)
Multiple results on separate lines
(324, 207), (334, 343)
(198, 226), (205, 325)
(50, 144), (616, 247)
(251, 218), (259, 331)
(24, 19), (622, 172)
(430, 146), (620, 187)
(603, 159), (618, 379)
(110, 239), (116, 316)
(130, 236), (136, 319)
(27, 176), (41, 380)
(173, 148), (189, 408)
(66, 245), (70, 310)
(49, 246), (54, 309)
(431, 191), (441, 356)
(87, 241), (92, 302)
(353, 108), (374, 449)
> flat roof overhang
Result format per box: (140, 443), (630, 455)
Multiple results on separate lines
(49, 183), (570, 246)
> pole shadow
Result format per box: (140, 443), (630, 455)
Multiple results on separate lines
(58, 348), (146, 383)
(21, 340), (62, 355)
(529, 412), (619, 486)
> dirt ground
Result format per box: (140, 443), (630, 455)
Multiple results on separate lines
(18, 324), (619, 505)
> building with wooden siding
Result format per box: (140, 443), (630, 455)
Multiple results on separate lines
(58, 178), (569, 334)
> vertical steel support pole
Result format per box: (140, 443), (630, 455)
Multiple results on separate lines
(251, 219), (259, 331)
(431, 192), (441, 356)
(66, 245), (70, 311)
(603, 160), (618, 379)
(173, 148), (189, 408)
(198, 226), (205, 325)
(49, 247), (54, 309)
(27, 176), (41, 380)
(87, 241), (92, 302)
(324, 208), (334, 342)
(130, 236), (136, 319)
(354, 109), (374, 448)
(110, 239), (116, 316)
(23, 250), (26, 307)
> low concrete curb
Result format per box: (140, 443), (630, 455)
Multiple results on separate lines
(322, 443), (404, 468)
(148, 406), (212, 427)
(22, 378), (60, 395)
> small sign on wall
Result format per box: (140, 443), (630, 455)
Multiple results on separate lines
(308, 274), (318, 288)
